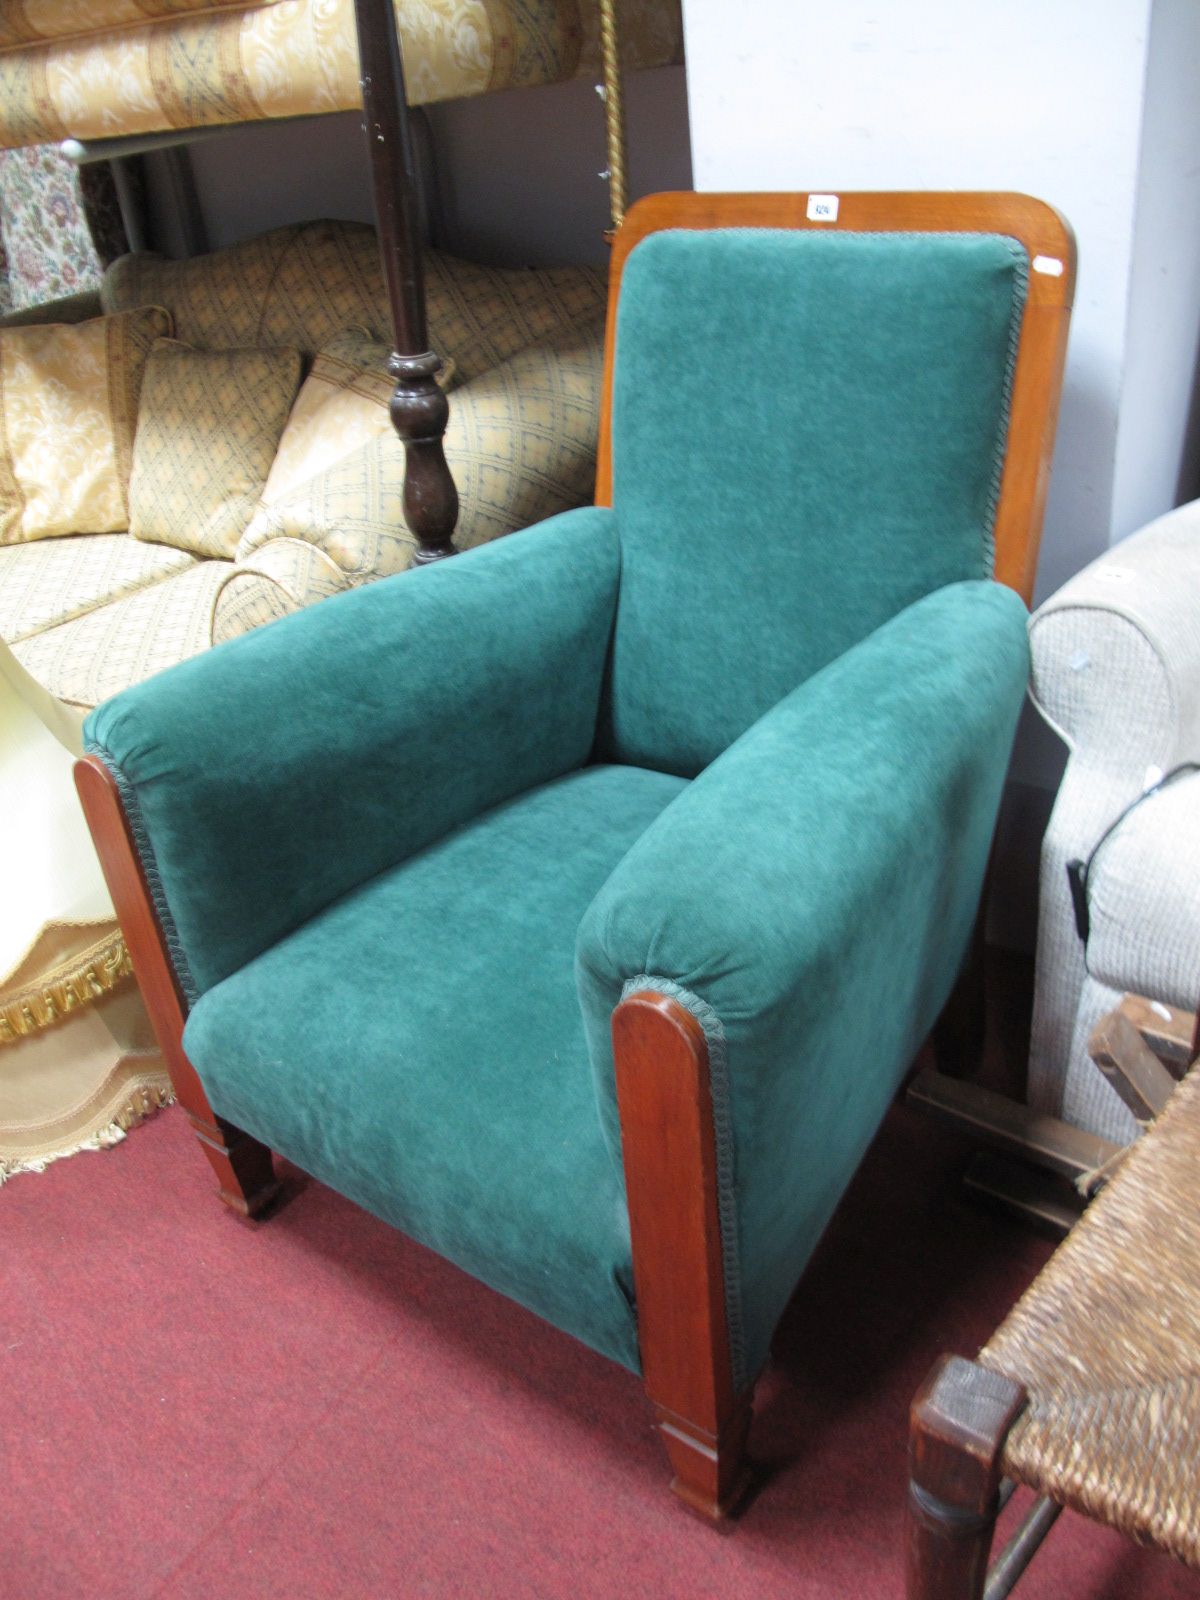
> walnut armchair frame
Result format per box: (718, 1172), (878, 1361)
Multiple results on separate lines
(77, 191), (1074, 1522)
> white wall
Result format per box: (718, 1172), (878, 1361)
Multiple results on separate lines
(425, 64), (692, 265)
(1111, 0), (1200, 533)
(682, 0), (1155, 601)
(681, 0), (1200, 945)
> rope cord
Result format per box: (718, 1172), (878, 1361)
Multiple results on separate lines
(597, 0), (628, 233)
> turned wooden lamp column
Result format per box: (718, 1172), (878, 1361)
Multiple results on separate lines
(353, 0), (458, 563)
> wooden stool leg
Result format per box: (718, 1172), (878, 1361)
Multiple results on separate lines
(907, 1354), (1026, 1600)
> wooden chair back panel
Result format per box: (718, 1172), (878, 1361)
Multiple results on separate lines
(595, 191), (1075, 606)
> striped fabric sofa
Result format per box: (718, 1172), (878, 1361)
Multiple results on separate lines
(0, 217), (606, 734)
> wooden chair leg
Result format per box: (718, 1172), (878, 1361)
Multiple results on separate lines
(187, 1110), (280, 1218)
(75, 754), (280, 1218)
(932, 908), (987, 1077)
(613, 989), (754, 1520)
(652, 1390), (754, 1521)
(907, 1354), (1026, 1600)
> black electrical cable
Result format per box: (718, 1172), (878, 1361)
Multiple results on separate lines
(1066, 763), (1200, 944)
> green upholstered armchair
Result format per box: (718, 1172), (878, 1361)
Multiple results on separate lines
(76, 192), (1074, 1521)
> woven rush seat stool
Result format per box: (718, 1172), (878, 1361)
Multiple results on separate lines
(907, 1016), (1200, 1598)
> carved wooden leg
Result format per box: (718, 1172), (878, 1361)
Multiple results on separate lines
(907, 1354), (1026, 1600)
(613, 989), (754, 1520)
(75, 755), (280, 1218)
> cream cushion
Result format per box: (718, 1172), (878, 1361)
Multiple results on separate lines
(129, 340), (301, 558)
(0, 533), (194, 643)
(103, 223), (607, 376)
(0, 0), (279, 50)
(212, 538), (351, 644)
(238, 318), (604, 576)
(1084, 771), (1200, 1012)
(245, 328), (456, 542)
(0, 3), (682, 152)
(3, 224), (611, 717)
(257, 330), (396, 508)
(102, 227), (296, 350)
(0, 306), (170, 544)
(11, 561), (234, 707)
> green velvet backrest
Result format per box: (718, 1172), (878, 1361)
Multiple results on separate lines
(597, 228), (1030, 777)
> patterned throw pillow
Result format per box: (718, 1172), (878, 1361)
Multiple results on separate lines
(101, 225), (299, 350)
(237, 318), (604, 578)
(249, 223), (607, 382)
(0, 305), (171, 545)
(129, 340), (302, 558)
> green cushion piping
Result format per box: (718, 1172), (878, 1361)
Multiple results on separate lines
(968, 234), (1029, 568)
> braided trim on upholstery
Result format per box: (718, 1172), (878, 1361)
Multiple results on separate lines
(81, 740), (199, 1006)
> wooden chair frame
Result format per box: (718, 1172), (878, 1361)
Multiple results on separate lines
(597, 191), (1075, 605)
(907, 998), (1200, 1598)
(76, 190), (1074, 1522)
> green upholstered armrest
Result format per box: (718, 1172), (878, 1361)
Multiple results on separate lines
(86, 506), (619, 999)
(576, 578), (1030, 1386)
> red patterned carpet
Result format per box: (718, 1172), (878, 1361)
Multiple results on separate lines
(3, 1087), (1196, 1598)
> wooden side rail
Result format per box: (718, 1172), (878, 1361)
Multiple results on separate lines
(74, 755), (279, 1217)
(911, 991), (1197, 1229)
(613, 990), (753, 1520)
(907, 1068), (1121, 1185)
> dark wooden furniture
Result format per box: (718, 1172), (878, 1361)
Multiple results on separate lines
(908, 997), (1200, 1598)
(354, 0), (630, 566)
(353, 0), (457, 565)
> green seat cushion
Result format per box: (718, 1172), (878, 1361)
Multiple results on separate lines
(183, 762), (687, 1372)
(600, 228), (1029, 776)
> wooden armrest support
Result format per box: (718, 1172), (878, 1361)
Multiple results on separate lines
(74, 754), (279, 1217)
(1088, 1009), (1178, 1125)
(1116, 994), (1198, 1076)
